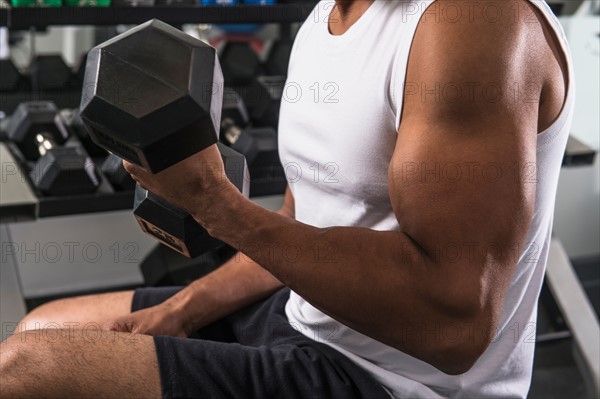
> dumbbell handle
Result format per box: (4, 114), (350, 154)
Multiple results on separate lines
(35, 133), (57, 157)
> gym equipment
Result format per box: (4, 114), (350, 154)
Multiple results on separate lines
(220, 88), (285, 196)
(80, 19), (249, 258)
(80, 19), (223, 173)
(6, 102), (100, 196)
(10, 0), (60, 6)
(221, 119), (285, 197)
(64, 108), (107, 157)
(63, 0), (110, 6)
(0, 59), (21, 92)
(101, 153), (136, 191)
(133, 143), (247, 257)
(247, 75), (285, 129)
(6, 101), (68, 160)
(0, 143), (38, 222)
(29, 55), (72, 91)
(264, 39), (292, 76)
(222, 87), (250, 128)
(220, 41), (262, 86)
(29, 133), (100, 196)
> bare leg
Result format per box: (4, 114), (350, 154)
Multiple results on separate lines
(0, 328), (161, 398)
(16, 291), (135, 333)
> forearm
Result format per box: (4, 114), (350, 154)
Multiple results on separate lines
(168, 254), (283, 330)
(198, 186), (474, 368)
(165, 190), (293, 331)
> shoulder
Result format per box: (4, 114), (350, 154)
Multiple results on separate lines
(412, 0), (537, 77)
(404, 0), (547, 118)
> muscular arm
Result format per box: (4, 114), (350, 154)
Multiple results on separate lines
(124, 0), (562, 374)
(167, 187), (293, 330)
(193, 2), (551, 375)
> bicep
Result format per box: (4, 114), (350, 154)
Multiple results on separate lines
(390, 111), (537, 258)
(388, 3), (540, 311)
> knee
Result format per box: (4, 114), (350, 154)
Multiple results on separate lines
(0, 332), (35, 384)
(0, 331), (63, 396)
(17, 299), (67, 333)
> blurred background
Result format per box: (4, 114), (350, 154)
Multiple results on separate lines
(0, 1), (598, 397)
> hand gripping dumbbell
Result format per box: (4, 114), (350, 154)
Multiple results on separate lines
(79, 19), (249, 258)
(6, 101), (100, 196)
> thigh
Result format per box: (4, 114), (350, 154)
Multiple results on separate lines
(0, 328), (161, 398)
(18, 290), (135, 333)
(150, 289), (389, 399)
(153, 335), (389, 399)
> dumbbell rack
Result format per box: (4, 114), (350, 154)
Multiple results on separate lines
(0, 3), (299, 334)
(1, 2), (313, 222)
(0, 2), (316, 113)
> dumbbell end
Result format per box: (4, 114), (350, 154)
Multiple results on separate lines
(31, 147), (100, 196)
(80, 19), (224, 174)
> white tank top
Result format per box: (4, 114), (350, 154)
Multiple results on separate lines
(279, 1), (575, 397)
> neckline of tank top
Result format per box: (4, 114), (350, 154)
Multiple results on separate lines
(320, 0), (387, 47)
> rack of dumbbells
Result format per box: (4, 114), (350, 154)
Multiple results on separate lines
(0, 0), (316, 223)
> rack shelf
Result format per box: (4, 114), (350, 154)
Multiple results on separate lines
(0, 3), (316, 29)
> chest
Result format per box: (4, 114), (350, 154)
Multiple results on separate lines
(278, 38), (400, 199)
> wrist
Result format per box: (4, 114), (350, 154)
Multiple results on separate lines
(164, 283), (210, 331)
(193, 179), (247, 239)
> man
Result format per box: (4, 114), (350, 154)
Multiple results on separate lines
(1, 0), (572, 397)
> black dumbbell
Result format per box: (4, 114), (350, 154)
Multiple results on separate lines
(6, 101), (69, 160)
(80, 19), (249, 258)
(220, 41), (262, 86)
(64, 108), (107, 157)
(29, 55), (72, 91)
(247, 75), (285, 130)
(222, 120), (285, 195)
(7, 102), (100, 196)
(133, 143), (247, 257)
(264, 39), (292, 76)
(101, 153), (136, 191)
(222, 87), (250, 128)
(0, 59), (22, 92)
(220, 90), (285, 196)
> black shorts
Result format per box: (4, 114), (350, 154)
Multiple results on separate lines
(132, 287), (390, 399)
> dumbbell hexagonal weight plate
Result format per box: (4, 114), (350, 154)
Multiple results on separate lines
(7, 101), (69, 160)
(31, 145), (100, 196)
(30, 55), (72, 91)
(80, 19), (223, 174)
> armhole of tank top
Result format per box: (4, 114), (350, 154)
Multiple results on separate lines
(526, 0), (574, 141)
(391, 0), (438, 132)
(391, 0), (574, 136)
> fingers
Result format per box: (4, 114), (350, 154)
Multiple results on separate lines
(122, 160), (149, 190)
(122, 160), (143, 178)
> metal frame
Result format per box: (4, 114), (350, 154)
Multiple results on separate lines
(546, 238), (600, 397)
(0, 3), (316, 30)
